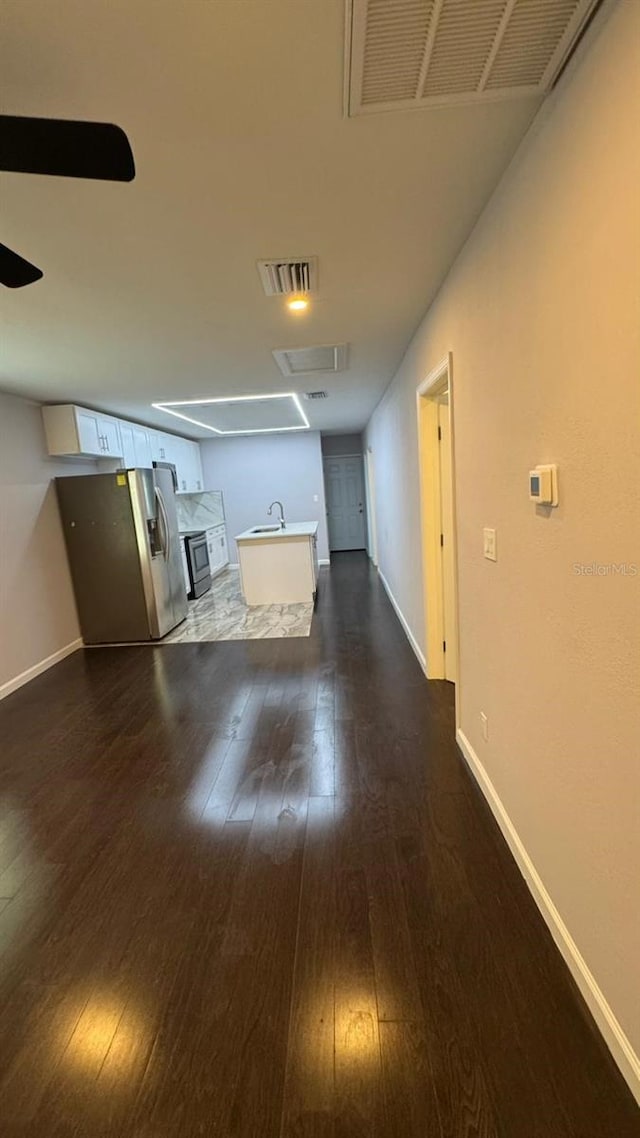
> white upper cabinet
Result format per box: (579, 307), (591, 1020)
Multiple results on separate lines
(44, 405), (123, 459)
(112, 421), (154, 469)
(161, 433), (204, 493)
(131, 424), (153, 467)
(42, 405), (202, 490)
(149, 430), (167, 462)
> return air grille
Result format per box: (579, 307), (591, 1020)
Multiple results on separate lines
(305, 390), (329, 400)
(347, 0), (600, 114)
(273, 344), (348, 377)
(257, 257), (318, 296)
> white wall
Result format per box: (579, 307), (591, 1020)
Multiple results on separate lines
(366, 1), (640, 1091)
(200, 431), (330, 561)
(0, 391), (96, 696)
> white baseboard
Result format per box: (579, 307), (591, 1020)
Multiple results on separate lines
(456, 727), (640, 1105)
(0, 638), (83, 702)
(377, 568), (427, 675)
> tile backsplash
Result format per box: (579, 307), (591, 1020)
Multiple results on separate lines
(176, 490), (225, 531)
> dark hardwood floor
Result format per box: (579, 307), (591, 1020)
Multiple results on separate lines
(0, 552), (637, 1136)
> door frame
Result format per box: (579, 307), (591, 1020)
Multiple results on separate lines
(364, 446), (378, 566)
(416, 354), (460, 706)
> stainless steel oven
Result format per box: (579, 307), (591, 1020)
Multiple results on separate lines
(182, 530), (211, 599)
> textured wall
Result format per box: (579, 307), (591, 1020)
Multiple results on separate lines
(0, 392), (97, 693)
(366, 2), (640, 1062)
(200, 431), (330, 561)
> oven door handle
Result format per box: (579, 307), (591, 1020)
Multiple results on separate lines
(155, 487), (171, 563)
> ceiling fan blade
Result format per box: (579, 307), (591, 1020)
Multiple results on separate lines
(0, 243), (44, 288)
(0, 115), (135, 182)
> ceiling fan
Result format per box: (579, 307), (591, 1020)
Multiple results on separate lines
(0, 114), (135, 288)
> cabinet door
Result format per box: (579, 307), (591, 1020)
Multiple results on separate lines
(149, 431), (162, 462)
(75, 409), (103, 455)
(119, 422), (136, 467)
(132, 425), (152, 467)
(206, 528), (218, 574)
(161, 435), (184, 488)
(219, 531), (228, 567)
(98, 415), (122, 457)
(191, 442), (204, 492)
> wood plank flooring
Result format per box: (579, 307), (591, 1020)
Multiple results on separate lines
(0, 552), (637, 1136)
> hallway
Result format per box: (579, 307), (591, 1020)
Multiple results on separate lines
(0, 553), (636, 1136)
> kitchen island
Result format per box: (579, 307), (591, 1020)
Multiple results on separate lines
(234, 521), (319, 605)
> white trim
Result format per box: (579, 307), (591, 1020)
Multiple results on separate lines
(456, 727), (640, 1105)
(0, 638), (83, 702)
(364, 446), (378, 567)
(319, 558), (331, 566)
(378, 568), (427, 676)
(416, 355), (450, 398)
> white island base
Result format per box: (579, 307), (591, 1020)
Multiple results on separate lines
(235, 522), (319, 606)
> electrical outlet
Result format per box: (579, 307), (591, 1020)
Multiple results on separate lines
(483, 528), (497, 561)
(480, 712), (489, 742)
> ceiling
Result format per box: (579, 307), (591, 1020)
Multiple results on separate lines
(0, 0), (543, 437)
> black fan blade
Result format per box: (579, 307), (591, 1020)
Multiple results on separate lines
(0, 115), (135, 182)
(0, 243), (43, 288)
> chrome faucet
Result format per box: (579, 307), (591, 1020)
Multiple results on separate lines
(267, 500), (286, 529)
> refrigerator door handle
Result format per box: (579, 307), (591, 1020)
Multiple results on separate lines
(155, 487), (171, 562)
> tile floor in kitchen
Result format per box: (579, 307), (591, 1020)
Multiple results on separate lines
(164, 566), (314, 643)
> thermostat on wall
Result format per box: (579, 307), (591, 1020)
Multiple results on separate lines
(529, 464), (558, 507)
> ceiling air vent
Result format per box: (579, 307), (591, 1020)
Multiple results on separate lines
(305, 390), (329, 400)
(346, 0), (601, 115)
(272, 343), (348, 377)
(257, 257), (318, 296)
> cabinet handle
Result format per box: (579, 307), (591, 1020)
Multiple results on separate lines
(197, 481), (201, 490)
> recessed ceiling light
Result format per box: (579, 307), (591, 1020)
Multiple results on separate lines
(287, 294), (309, 312)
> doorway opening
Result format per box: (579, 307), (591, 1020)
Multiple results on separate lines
(323, 454), (367, 552)
(416, 353), (458, 685)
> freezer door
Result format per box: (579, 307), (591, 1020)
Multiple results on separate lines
(154, 466), (188, 630)
(128, 468), (176, 638)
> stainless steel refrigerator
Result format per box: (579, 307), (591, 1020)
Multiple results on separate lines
(56, 464), (188, 644)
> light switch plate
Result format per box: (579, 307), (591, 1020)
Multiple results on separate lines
(483, 528), (497, 561)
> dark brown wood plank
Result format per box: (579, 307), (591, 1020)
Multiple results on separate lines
(333, 795), (383, 1137)
(379, 1021), (442, 1136)
(281, 795), (335, 1137)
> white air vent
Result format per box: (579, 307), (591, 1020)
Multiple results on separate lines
(272, 344), (348, 377)
(305, 390), (329, 400)
(257, 257), (318, 296)
(347, 0), (600, 115)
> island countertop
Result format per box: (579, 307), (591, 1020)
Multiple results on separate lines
(234, 521), (319, 542)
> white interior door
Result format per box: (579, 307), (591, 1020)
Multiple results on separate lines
(437, 396), (457, 682)
(324, 456), (366, 552)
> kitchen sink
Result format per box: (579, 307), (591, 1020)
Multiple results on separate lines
(250, 524), (282, 534)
